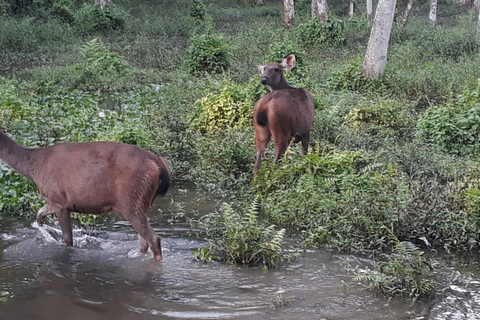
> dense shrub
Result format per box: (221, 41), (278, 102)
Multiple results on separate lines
(185, 33), (230, 74)
(327, 58), (388, 94)
(191, 79), (253, 132)
(417, 80), (480, 154)
(190, 0), (207, 21)
(343, 99), (414, 132)
(354, 231), (435, 301)
(74, 3), (127, 34)
(197, 198), (286, 268)
(297, 17), (346, 47)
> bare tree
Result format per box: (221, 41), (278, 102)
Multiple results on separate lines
(284, 0), (294, 28)
(366, 0), (373, 25)
(429, 0), (437, 26)
(312, 0), (329, 23)
(402, 0), (415, 27)
(362, 0), (397, 79)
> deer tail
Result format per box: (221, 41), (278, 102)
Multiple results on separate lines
(256, 110), (268, 127)
(156, 157), (170, 196)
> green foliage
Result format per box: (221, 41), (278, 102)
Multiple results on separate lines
(297, 17), (346, 47)
(191, 79), (253, 132)
(0, 16), (74, 52)
(185, 33), (230, 74)
(0, 161), (42, 216)
(74, 3), (127, 34)
(327, 58), (388, 94)
(198, 198), (286, 268)
(417, 80), (480, 154)
(190, 0), (207, 21)
(74, 38), (129, 91)
(343, 99), (414, 132)
(354, 229), (434, 301)
(191, 128), (254, 194)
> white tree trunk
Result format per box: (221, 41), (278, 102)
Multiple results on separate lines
(284, 0), (294, 28)
(256, 0), (264, 5)
(349, 1), (354, 17)
(312, 0), (329, 23)
(474, 0), (480, 10)
(429, 0), (437, 26)
(366, 0), (373, 25)
(362, 0), (397, 79)
(402, 0), (415, 27)
(477, 5), (480, 44)
(312, 0), (329, 22)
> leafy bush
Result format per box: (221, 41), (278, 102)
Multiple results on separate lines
(198, 198), (286, 268)
(73, 38), (129, 91)
(354, 230), (435, 302)
(74, 3), (127, 34)
(327, 58), (388, 94)
(343, 99), (414, 132)
(185, 33), (230, 74)
(417, 80), (480, 154)
(191, 128), (254, 194)
(191, 79), (253, 132)
(190, 0), (207, 21)
(297, 17), (346, 47)
(0, 161), (42, 217)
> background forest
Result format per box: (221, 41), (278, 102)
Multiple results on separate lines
(1, 0), (480, 301)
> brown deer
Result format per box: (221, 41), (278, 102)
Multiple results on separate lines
(253, 54), (315, 175)
(0, 125), (169, 261)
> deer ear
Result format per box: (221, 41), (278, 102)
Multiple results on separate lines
(281, 54), (296, 71)
(257, 65), (265, 75)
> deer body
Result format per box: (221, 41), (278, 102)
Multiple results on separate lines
(253, 54), (315, 175)
(0, 128), (169, 261)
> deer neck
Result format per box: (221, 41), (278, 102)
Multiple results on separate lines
(0, 130), (36, 180)
(270, 74), (294, 90)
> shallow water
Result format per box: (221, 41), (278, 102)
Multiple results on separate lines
(0, 191), (478, 320)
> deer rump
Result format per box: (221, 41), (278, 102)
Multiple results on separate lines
(254, 88), (314, 139)
(33, 141), (169, 261)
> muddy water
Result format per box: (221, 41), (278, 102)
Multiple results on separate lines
(0, 190), (478, 320)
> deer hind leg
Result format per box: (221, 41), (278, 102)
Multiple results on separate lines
(56, 209), (73, 246)
(274, 136), (289, 163)
(254, 127), (271, 176)
(123, 209), (162, 261)
(301, 132), (311, 155)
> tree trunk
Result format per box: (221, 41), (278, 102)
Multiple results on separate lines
(312, 0), (329, 23)
(460, 0), (472, 5)
(312, 0), (327, 21)
(284, 0), (294, 28)
(362, 0), (397, 79)
(402, 0), (414, 27)
(474, 0), (480, 10)
(366, 0), (373, 25)
(349, 1), (354, 17)
(429, 0), (437, 26)
(255, 0), (264, 5)
(477, 5), (480, 44)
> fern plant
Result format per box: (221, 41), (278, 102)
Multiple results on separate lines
(353, 228), (435, 302)
(196, 197), (286, 268)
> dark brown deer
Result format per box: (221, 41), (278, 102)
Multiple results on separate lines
(253, 54), (315, 175)
(0, 126), (169, 261)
